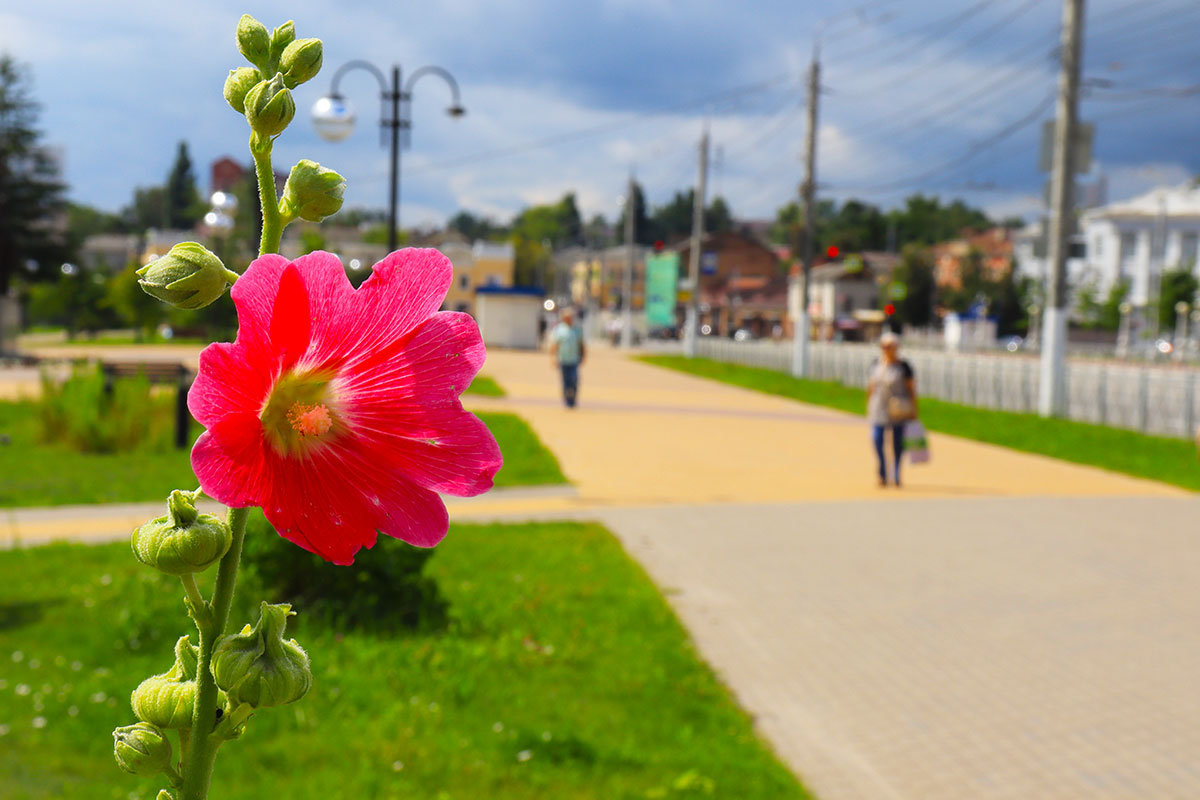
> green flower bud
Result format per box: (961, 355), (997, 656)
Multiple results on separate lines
(243, 73), (295, 138)
(236, 14), (271, 73)
(157, 792), (175, 800)
(136, 243), (234, 310)
(132, 637), (205, 730)
(280, 38), (322, 89)
(131, 490), (232, 576)
(269, 21), (296, 72)
(280, 159), (345, 222)
(213, 602), (312, 709)
(113, 721), (173, 776)
(223, 67), (261, 114)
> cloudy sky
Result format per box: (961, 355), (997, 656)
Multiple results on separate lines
(2, 0), (1197, 229)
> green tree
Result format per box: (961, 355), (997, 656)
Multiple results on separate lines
(105, 261), (165, 340)
(447, 210), (504, 241)
(1097, 279), (1129, 332)
(1158, 267), (1199, 330)
(0, 55), (70, 293)
(890, 244), (935, 327)
(614, 181), (653, 245)
(165, 141), (203, 229)
(706, 196), (733, 233)
(123, 185), (168, 232)
(983, 261), (1031, 336)
(939, 247), (986, 313)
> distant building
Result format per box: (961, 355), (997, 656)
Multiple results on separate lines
(1077, 183), (1200, 306)
(788, 251), (898, 341)
(79, 233), (140, 271)
(931, 227), (1014, 290)
(209, 155), (286, 197)
(440, 240), (516, 315)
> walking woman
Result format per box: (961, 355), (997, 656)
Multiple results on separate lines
(866, 332), (918, 487)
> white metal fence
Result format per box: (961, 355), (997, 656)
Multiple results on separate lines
(692, 338), (1200, 439)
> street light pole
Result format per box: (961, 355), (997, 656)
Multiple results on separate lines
(313, 61), (464, 252)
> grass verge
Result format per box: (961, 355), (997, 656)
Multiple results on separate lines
(0, 405), (564, 507)
(640, 354), (1200, 492)
(0, 522), (809, 799)
(465, 375), (506, 397)
(475, 411), (568, 486)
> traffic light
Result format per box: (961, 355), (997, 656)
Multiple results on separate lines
(884, 303), (896, 316)
(826, 245), (839, 258)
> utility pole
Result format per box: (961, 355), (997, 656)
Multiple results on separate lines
(791, 54), (820, 377)
(1038, 0), (1084, 417)
(621, 176), (636, 348)
(684, 125), (710, 358)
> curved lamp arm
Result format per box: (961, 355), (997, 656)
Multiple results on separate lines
(405, 65), (465, 115)
(328, 59), (390, 98)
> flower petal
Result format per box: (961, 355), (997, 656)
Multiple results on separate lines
(270, 263), (311, 371)
(188, 341), (272, 428)
(191, 414), (271, 509)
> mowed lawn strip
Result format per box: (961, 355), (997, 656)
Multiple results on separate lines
(640, 354), (1200, 492)
(0, 403), (564, 507)
(464, 374), (506, 397)
(0, 522), (811, 799)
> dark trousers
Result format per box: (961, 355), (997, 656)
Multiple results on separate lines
(872, 423), (904, 484)
(560, 363), (579, 407)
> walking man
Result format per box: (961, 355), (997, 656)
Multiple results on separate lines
(549, 307), (585, 408)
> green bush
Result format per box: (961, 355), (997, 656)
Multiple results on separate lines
(38, 364), (165, 453)
(239, 509), (448, 632)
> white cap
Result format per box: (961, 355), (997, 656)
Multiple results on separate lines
(879, 331), (899, 346)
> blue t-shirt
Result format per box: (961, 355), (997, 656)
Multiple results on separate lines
(552, 322), (583, 365)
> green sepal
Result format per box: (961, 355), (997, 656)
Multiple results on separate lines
(279, 159), (345, 222)
(223, 67), (261, 114)
(269, 21), (296, 74)
(280, 38), (322, 88)
(131, 636), (227, 730)
(243, 72), (295, 138)
(236, 14), (271, 73)
(131, 490), (232, 576)
(113, 721), (173, 777)
(136, 242), (233, 310)
(212, 602), (312, 709)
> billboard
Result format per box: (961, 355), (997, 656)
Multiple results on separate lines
(645, 252), (680, 328)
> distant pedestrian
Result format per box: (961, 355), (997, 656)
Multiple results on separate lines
(549, 307), (585, 408)
(866, 331), (918, 487)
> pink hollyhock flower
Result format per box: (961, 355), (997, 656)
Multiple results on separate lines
(188, 249), (502, 565)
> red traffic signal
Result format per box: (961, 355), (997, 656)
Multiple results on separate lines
(884, 303), (896, 316)
(826, 245), (839, 258)
(654, 240), (664, 251)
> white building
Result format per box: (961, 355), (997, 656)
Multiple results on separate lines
(1079, 183), (1200, 306)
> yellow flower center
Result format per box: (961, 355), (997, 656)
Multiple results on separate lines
(260, 370), (342, 457)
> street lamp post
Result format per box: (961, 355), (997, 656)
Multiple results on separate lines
(1174, 301), (1190, 362)
(312, 62), (464, 252)
(1117, 302), (1133, 359)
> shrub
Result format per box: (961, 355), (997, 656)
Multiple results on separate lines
(239, 509), (448, 632)
(38, 364), (165, 453)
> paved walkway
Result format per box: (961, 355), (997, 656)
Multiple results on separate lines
(5, 343), (1199, 799)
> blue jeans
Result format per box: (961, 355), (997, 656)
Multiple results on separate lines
(872, 424), (904, 484)
(560, 363), (579, 407)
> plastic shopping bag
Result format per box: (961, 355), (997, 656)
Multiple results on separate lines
(904, 419), (930, 464)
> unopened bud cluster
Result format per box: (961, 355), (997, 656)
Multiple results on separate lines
(226, 15), (322, 139)
(132, 490), (232, 576)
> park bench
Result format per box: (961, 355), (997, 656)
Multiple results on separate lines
(99, 361), (194, 449)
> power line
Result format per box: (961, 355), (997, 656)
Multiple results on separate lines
(823, 0), (998, 75)
(404, 72), (794, 177)
(831, 91), (1055, 194)
(833, 0), (1047, 99)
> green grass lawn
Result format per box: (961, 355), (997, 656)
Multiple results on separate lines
(475, 412), (567, 487)
(0, 404), (564, 507)
(640, 355), (1200, 492)
(465, 375), (506, 397)
(0, 522), (809, 799)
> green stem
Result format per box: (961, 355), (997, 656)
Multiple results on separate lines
(180, 574), (210, 628)
(251, 134), (283, 256)
(178, 506), (249, 800)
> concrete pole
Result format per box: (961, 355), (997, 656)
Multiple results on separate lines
(621, 176), (635, 348)
(1117, 301), (1132, 358)
(791, 54), (819, 377)
(1038, 0), (1085, 417)
(1174, 301), (1189, 361)
(683, 125), (709, 358)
